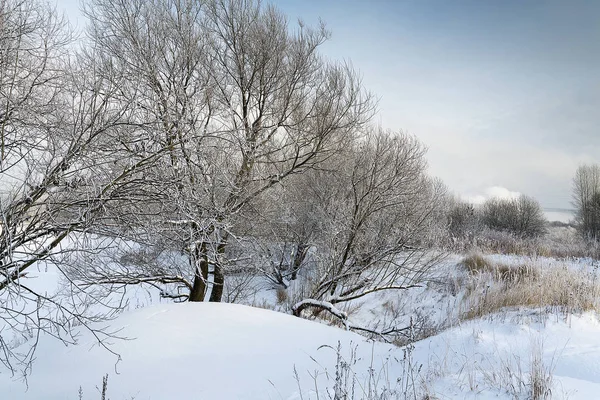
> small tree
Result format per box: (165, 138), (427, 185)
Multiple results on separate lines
(481, 195), (547, 238)
(447, 197), (481, 240)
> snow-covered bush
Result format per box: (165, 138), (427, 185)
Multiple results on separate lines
(447, 198), (482, 241)
(481, 195), (547, 238)
(289, 130), (447, 325)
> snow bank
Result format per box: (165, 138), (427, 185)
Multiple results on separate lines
(1, 303), (394, 400)
(4, 256), (600, 399)
(412, 312), (600, 399)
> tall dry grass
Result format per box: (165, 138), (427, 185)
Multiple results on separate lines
(459, 253), (600, 321)
(447, 226), (600, 260)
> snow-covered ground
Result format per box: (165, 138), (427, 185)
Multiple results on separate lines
(419, 312), (600, 399)
(3, 254), (600, 399)
(1, 303), (396, 400)
(3, 302), (600, 399)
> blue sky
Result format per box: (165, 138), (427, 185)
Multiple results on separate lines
(57, 0), (600, 208)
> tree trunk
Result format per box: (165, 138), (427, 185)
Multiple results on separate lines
(209, 265), (224, 302)
(290, 243), (308, 280)
(209, 235), (228, 302)
(188, 242), (209, 302)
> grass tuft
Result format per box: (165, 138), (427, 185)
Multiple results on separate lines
(462, 253), (539, 285)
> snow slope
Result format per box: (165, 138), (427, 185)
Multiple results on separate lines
(4, 301), (600, 399)
(416, 313), (600, 399)
(4, 253), (600, 399)
(0, 303), (397, 400)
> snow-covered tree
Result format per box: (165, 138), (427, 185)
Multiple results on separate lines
(481, 195), (547, 238)
(573, 164), (600, 240)
(0, 0), (173, 373)
(290, 129), (447, 324)
(71, 0), (375, 303)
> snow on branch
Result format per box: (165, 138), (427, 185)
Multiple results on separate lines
(292, 298), (412, 341)
(292, 299), (348, 322)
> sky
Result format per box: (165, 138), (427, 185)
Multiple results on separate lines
(57, 0), (600, 209)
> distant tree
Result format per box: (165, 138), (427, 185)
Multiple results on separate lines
(481, 195), (547, 238)
(447, 198), (481, 240)
(572, 164), (600, 240)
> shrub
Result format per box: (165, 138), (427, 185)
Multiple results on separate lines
(462, 253), (491, 274)
(481, 195), (547, 238)
(457, 226), (600, 259)
(447, 200), (481, 239)
(276, 287), (289, 304)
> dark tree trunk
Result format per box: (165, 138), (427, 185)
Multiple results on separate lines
(290, 243), (308, 280)
(209, 235), (228, 302)
(209, 264), (224, 302)
(188, 242), (209, 302)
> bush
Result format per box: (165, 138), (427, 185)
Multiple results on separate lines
(481, 195), (547, 238)
(447, 199), (481, 240)
(276, 287), (289, 304)
(462, 253), (491, 274)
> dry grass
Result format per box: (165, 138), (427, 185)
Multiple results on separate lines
(447, 226), (600, 260)
(462, 253), (539, 285)
(529, 337), (554, 400)
(462, 252), (490, 272)
(459, 254), (600, 320)
(477, 337), (555, 400)
(276, 287), (289, 304)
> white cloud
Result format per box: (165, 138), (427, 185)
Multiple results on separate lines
(462, 186), (521, 204)
(484, 186), (521, 200)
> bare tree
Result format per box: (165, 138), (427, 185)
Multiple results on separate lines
(0, 0), (176, 374)
(481, 195), (547, 238)
(572, 164), (600, 240)
(290, 129), (447, 330)
(74, 0), (374, 303)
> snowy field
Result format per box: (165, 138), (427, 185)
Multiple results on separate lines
(1, 0), (596, 398)
(2, 253), (600, 399)
(2, 303), (600, 399)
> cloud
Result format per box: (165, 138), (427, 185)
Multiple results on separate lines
(463, 186), (521, 204)
(484, 186), (521, 200)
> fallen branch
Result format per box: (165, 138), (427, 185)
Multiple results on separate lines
(292, 298), (411, 341)
(292, 299), (348, 324)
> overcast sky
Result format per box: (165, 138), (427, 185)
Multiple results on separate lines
(59, 0), (599, 209)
